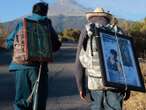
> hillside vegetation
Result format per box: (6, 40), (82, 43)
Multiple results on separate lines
(118, 18), (146, 58)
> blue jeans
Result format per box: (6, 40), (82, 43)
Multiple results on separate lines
(14, 67), (48, 110)
(90, 90), (124, 110)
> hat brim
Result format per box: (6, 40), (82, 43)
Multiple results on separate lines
(86, 12), (113, 21)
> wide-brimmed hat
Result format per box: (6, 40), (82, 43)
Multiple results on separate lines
(86, 8), (113, 21)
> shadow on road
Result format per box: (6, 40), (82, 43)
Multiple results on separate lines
(53, 47), (76, 63)
(0, 71), (78, 102)
(0, 49), (12, 65)
(48, 74), (78, 97)
(0, 73), (15, 103)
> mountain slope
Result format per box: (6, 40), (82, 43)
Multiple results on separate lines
(49, 15), (87, 32)
(48, 0), (91, 16)
(0, 0), (134, 33)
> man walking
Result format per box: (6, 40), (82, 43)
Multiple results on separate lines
(75, 7), (129, 110)
(1, 2), (61, 110)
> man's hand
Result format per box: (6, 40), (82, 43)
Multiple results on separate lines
(124, 90), (131, 101)
(80, 90), (93, 103)
(80, 91), (86, 101)
(0, 39), (6, 49)
(80, 91), (91, 102)
(1, 42), (6, 48)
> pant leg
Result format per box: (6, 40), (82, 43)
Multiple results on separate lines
(103, 91), (124, 110)
(28, 66), (48, 110)
(15, 69), (35, 110)
(35, 67), (48, 110)
(15, 67), (48, 110)
(90, 90), (104, 110)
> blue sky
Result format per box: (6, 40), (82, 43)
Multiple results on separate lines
(77, 0), (146, 21)
(0, 0), (146, 22)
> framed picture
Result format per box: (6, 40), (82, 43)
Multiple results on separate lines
(96, 28), (145, 92)
(23, 18), (53, 62)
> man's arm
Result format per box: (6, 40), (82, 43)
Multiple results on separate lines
(47, 19), (61, 52)
(3, 20), (22, 50)
(0, 38), (7, 48)
(74, 28), (87, 99)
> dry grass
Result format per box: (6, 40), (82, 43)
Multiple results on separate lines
(123, 62), (146, 110)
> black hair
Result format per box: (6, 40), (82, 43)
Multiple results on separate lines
(32, 2), (48, 16)
(110, 49), (117, 58)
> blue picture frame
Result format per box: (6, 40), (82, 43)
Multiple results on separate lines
(96, 28), (145, 92)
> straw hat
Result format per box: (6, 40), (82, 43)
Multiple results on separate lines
(86, 8), (113, 21)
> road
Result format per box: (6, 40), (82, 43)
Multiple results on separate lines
(0, 43), (90, 110)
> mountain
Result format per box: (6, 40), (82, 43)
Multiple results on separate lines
(49, 15), (86, 32)
(47, 0), (92, 32)
(0, 0), (133, 33)
(1, 19), (18, 33)
(48, 0), (91, 16)
(1, 0), (91, 33)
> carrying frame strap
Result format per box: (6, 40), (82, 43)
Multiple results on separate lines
(112, 23), (128, 104)
(114, 32), (128, 90)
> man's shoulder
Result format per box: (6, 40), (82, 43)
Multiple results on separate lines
(24, 14), (52, 23)
(43, 18), (52, 25)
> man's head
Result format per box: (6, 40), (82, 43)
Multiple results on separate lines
(32, 2), (48, 16)
(86, 8), (113, 25)
(110, 49), (117, 60)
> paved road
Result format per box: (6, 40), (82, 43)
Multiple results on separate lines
(0, 43), (90, 110)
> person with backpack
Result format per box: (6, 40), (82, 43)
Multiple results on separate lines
(75, 7), (130, 110)
(1, 2), (61, 110)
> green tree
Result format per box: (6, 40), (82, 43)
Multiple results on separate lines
(119, 21), (131, 35)
(126, 20), (146, 58)
(62, 28), (81, 41)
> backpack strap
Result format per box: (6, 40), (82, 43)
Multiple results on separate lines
(83, 34), (89, 51)
(85, 23), (100, 56)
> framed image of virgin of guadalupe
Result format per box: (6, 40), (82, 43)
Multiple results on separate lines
(96, 28), (145, 92)
(23, 18), (53, 62)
